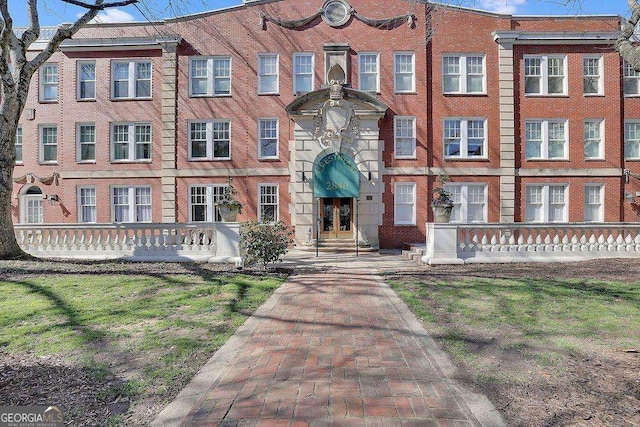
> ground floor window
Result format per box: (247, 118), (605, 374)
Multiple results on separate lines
(112, 186), (151, 223)
(444, 183), (487, 223)
(394, 182), (416, 225)
(78, 186), (97, 223)
(189, 185), (226, 222)
(525, 184), (567, 223)
(584, 184), (603, 222)
(258, 184), (278, 222)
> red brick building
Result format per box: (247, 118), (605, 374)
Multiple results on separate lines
(12, 0), (634, 248)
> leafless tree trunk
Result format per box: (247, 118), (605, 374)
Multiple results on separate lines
(0, 0), (136, 259)
(617, 0), (640, 71)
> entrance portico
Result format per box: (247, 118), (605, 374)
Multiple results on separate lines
(286, 82), (387, 248)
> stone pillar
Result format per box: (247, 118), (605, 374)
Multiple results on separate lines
(421, 223), (464, 265)
(161, 43), (178, 223)
(498, 42), (516, 223)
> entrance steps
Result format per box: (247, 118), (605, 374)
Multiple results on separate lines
(297, 238), (377, 253)
(401, 243), (427, 264)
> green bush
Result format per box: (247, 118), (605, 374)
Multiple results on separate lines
(239, 220), (294, 268)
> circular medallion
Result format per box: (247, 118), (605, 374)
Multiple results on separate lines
(322, 0), (350, 27)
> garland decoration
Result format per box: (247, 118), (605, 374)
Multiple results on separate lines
(12, 172), (60, 186)
(259, 8), (415, 30)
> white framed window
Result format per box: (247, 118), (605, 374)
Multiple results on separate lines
(189, 56), (232, 96)
(258, 184), (279, 222)
(584, 119), (604, 160)
(112, 186), (152, 223)
(582, 55), (603, 95)
(78, 186), (97, 223)
(77, 61), (96, 100)
(21, 186), (44, 224)
(394, 52), (415, 93)
(15, 126), (22, 164)
(358, 52), (379, 92)
(258, 118), (278, 159)
(525, 184), (567, 223)
(111, 123), (151, 162)
(525, 120), (568, 160)
(39, 63), (58, 102)
(442, 54), (485, 94)
(111, 60), (151, 99)
(444, 183), (487, 223)
(39, 125), (57, 164)
(524, 55), (567, 95)
(443, 118), (487, 159)
(625, 121), (640, 159)
(624, 61), (640, 96)
(584, 184), (603, 222)
(77, 123), (96, 162)
(394, 182), (416, 225)
(258, 53), (279, 94)
(189, 185), (227, 222)
(394, 116), (416, 159)
(293, 53), (314, 94)
(189, 120), (231, 160)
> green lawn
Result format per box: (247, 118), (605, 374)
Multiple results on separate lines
(0, 267), (284, 424)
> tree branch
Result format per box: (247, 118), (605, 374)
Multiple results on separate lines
(20, 0), (40, 50)
(616, 0), (640, 71)
(60, 0), (138, 9)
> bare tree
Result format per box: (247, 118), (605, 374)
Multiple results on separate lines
(617, 0), (640, 71)
(0, 0), (137, 259)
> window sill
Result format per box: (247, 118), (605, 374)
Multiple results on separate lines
(188, 158), (232, 162)
(624, 158), (640, 161)
(394, 223), (417, 227)
(584, 158), (606, 162)
(110, 97), (153, 101)
(258, 157), (280, 161)
(77, 160), (97, 164)
(189, 94), (232, 98)
(39, 100), (58, 104)
(394, 156), (417, 160)
(77, 98), (97, 102)
(394, 91), (417, 95)
(110, 160), (152, 164)
(444, 157), (489, 161)
(15, 162), (24, 166)
(623, 94), (640, 98)
(525, 159), (570, 162)
(38, 162), (59, 165)
(524, 94), (569, 98)
(258, 92), (280, 96)
(584, 94), (604, 97)
(442, 93), (488, 97)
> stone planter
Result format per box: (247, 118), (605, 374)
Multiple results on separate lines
(218, 204), (240, 222)
(432, 204), (453, 223)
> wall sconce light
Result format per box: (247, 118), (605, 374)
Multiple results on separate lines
(625, 191), (636, 204)
(48, 194), (60, 206)
(302, 172), (312, 182)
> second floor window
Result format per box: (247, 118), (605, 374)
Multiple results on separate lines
(15, 126), (22, 164)
(293, 53), (314, 93)
(189, 56), (231, 97)
(394, 52), (415, 93)
(442, 54), (485, 94)
(39, 63), (58, 102)
(78, 61), (96, 100)
(358, 52), (379, 92)
(625, 121), (640, 159)
(394, 116), (416, 159)
(77, 123), (96, 162)
(258, 54), (278, 94)
(443, 118), (486, 159)
(525, 120), (567, 160)
(258, 118), (278, 159)
(111, 123), (152, 162)
(39, 125), (57, 163)
(584, 119), (604, 160)
(112, 60), (151, 99)
(582, 55), (602, 95)
(189, 120), (231, 160)
(524, 55), (566, 95)
(624, 61), (640, 96)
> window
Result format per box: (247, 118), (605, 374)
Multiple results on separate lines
(394, 182), (416, 225)
(112, 187), (151, 223)
(258, 118), (278, 159)
(584, 119), (604, 160)
(111, 123), (151, 162)
(77, 61), (96, 100)
(77, 123), (96, 162)
(625, 121), (640, 159)
(582, 55), (602, 95)
(39, 63), (58, 102)
(189, 120), (231, 160)
(111, 60), (151, 99)
(22, 186), (44, 224)
(525, 184), (567, 222)
(584, 184), (603, 222)
(259, 184), (278, 222)
(394, 116), (416, 159)
(189, 185), (227, 222)
(189, 56), (231, 96)
(258, 54), (278, 94)
(624, 61), (640, 96)
(39, 125), (57, 163)
(444, 183), (487, 223)
(443, 118), (487, 159)
(358, 52), (379, 92)
(293, 53), (314, 93)
(15, 126), (22, 164)
(394, 52), (415, 93)
(524, 55), (566, 95)
(78, 187), (97, 223)
(442, 54), (485, 94)
(525, 120), (567, 160)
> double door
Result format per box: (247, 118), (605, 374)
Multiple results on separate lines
(320, 198), (353, 239)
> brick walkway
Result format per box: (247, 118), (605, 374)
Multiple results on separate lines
(154, 255), (505, 426)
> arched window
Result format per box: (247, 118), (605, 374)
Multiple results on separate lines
(20, 186), (44, 224)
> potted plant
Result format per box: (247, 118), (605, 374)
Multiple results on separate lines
(216, 177), (243, 222)
(431, 174), (454, 223)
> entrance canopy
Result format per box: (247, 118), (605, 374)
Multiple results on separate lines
(314, 152), (360, 198)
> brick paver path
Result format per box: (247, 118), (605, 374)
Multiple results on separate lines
(167, 266), (502, 426)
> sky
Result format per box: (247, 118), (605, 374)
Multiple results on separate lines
(7, 0), (631, 28)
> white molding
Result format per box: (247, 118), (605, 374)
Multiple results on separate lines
(493, 31), (620, 45)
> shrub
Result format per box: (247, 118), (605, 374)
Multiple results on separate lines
(239, 220), (294, 268)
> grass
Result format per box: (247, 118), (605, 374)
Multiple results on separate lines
(0, 270), (284, 402)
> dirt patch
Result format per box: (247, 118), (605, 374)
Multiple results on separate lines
(388, 258), (640, 426)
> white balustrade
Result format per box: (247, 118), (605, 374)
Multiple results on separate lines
(423, 223), (640, 264)
(14, 222), (242, 265)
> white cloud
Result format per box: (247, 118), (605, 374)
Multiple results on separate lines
(77, 8), (136, 24)
(477, 0), (527, 14)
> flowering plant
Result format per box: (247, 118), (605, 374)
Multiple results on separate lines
(216, 176), (243, 214)
(431, 174), (454, 207)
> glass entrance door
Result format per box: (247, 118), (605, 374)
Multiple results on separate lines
(320, 198), (352, 239)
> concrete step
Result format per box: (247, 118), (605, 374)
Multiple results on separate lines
(402, 243), (427, 264)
